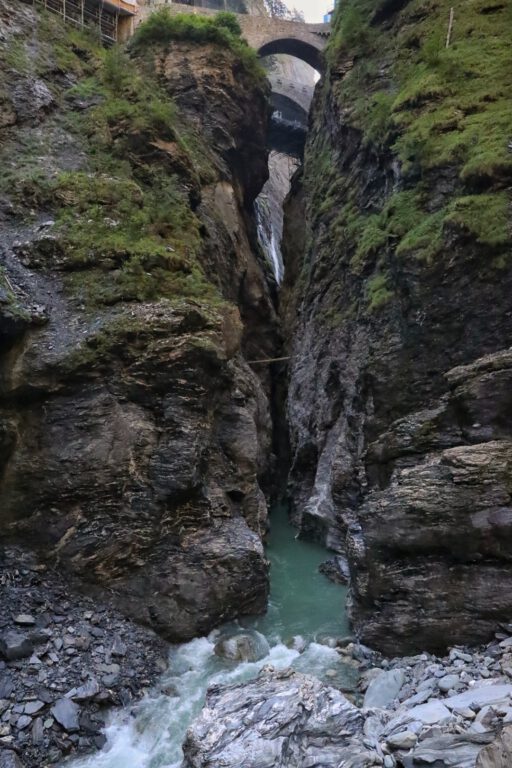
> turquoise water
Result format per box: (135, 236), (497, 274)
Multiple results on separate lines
(247, 503), (349, 643)
(69, 506), (352, 768)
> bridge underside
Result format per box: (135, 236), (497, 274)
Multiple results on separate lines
(258, 38), (323, 73)
(270, 93), (309, 127)
(267, 114), (307, 159)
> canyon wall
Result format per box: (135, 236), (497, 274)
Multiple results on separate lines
(283, 0), (512, 653)
(0, 0), (278, 641)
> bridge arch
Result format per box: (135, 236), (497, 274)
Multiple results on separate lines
(258, 38), (323, 73)
(270, 92), (309, 126)
(136, 3), (330, 76)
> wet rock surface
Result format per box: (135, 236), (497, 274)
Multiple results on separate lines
(0, 546), (168, 767)
(181, 667), (369, 768)
(184, 630), (512, 768)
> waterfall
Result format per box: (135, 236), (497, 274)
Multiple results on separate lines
(255, 150), (299, 285)
(255, 196), (284, 284)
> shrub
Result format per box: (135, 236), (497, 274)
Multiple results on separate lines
(131, 9), (239, 51)
(213, 11), (242, 37)
(129, 9), (265, 83)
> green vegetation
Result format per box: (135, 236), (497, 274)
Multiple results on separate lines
(51, 170), (213, 306)
(367, 273), (393, 311)
(445, 194), (512, 247)
(61, 298), (230, 375)
(3, 38), (29, 73)
(31, 42), (215, 307)
(304, 0), (512, 316)
(0, 10), (232, 310)
(130, 9), (265, 84)
(327, 0), (512, 182)
(1, 3), (269, 315)
(0, 267), (30, 319)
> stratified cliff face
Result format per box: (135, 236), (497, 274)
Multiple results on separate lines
(283, 0), (512, 653)
(0, 0), (277, 641)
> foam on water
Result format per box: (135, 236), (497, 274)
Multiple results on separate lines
(68, 506), (351, 768)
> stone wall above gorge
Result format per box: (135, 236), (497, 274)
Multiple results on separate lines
(0, 0), (278, 641)
(283, 0), (512, 653)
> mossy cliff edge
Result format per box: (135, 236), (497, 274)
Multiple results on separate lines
(0, 0), (278, 640)
(283, 0), (512, 653)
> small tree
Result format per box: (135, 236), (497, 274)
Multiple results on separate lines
(264, 0), (304, 21)
(213, 11), (242, 36)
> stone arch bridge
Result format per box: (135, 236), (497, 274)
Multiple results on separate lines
(269, 75), (314, 118)
(136, 2), (330, 73)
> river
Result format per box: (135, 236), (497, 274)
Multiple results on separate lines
(69, 505), (352, 768)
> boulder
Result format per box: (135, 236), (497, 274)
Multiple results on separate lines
(476, 726), (512, 768)
(214, 630), (270, 663)
(445, 684), (512, 711)
(364, 669), (405, 709)
(51, 699), (80, 732)
(400, 733), (486, 768)
(182, 668), (373, 768)
(0, 633), (33, 661)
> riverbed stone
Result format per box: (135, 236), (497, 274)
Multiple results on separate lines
(71, 679), (100, 702)
(445, 684), (512, 711)
(0, 752), (25, 768)
(405, 700), (453, 725)
(24, 703), (43, 717)
(387, 730), (417, 750)
(439, 674), (460, 692)
(51, 699), (80, 732)
(214, 630), (270, 663)
(15, 716), (31, 731)
(0, 634), (33, 661)
(13, 616), (35, 627)
(364, 669), (405, 709)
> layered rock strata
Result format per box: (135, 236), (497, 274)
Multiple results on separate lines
(0, 0), (277, 641)
(282, 0), (512, 652)
(182, 625), (512, 768)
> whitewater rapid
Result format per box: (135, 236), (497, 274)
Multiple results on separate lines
(69, 507), (352, 768)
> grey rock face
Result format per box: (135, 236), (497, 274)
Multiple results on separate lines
(282, 0), (512, 653)
(181, 668), (372, 768)
(0, 0), (278, 646)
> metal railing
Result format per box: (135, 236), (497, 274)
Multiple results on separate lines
(26, 0), (135, 44)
